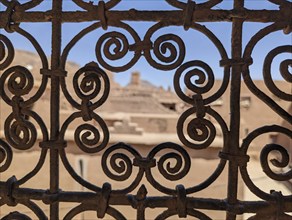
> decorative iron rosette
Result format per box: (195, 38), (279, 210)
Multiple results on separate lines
(173, 22), (229, 150)
(0, 22), (50, 186)
(263, 45), (291, 101)
(95, 21), (142, 72)
(177, 107), (216, 149)
(242, 22), (291, 123)
(0, 34), (14, 70)
(142, 22), (186, 71)
(96, 21), (186, 71)
(144, 142), (191, 195)
(0, 66), (34, 104)
(0, 66), (48, 151)
(101, 142), (191, 195)
(173, 22), (230, 105)
(240, 125), (292, 201)
(59, 63), (110, 191)
(0, 139), (12, 173)
(101, 142), (144, 194)
(60, 62), (110, 154)
(174, 60), (214, 104)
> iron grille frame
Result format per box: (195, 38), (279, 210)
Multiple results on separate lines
(0, 0), (291, 219)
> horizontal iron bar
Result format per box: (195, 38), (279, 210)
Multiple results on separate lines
(0, 9), (290, 24)
(1, 186), (291, 214)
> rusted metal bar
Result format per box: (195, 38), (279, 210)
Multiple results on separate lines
(0, 9), (290, 24)
(49, 0), (62, 219)
(226, 0), (244, 219)
(0, 186), (291, 213)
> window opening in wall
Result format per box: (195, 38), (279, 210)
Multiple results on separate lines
(240, 96), (251, 109)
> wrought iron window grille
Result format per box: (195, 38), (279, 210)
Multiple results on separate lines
(0, 0), (291, 219)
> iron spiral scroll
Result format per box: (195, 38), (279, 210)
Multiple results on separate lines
(0, 0), (291, 219)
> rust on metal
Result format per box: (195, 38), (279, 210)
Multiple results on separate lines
(0, 0), (291, 219)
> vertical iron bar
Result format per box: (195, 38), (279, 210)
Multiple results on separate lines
(227, 0), (244, 219)
(50, 0), (62, 219)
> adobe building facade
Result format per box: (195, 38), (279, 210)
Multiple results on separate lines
(0, 50), (291, 219)
(1, 50), (290, 153)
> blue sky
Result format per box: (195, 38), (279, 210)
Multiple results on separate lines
(0, 0), (291, 89)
